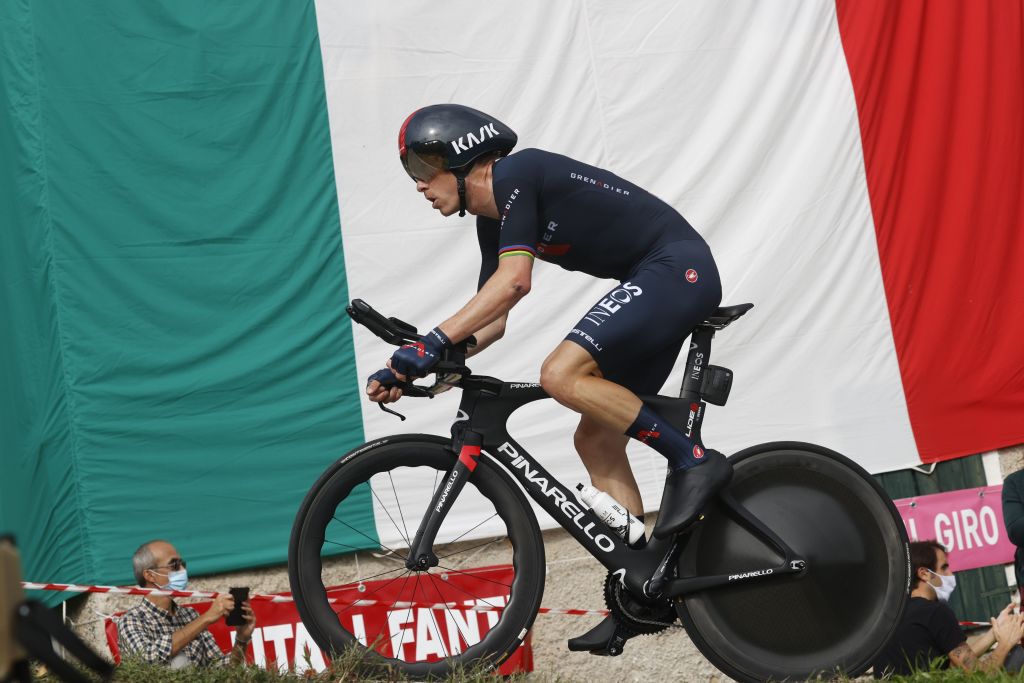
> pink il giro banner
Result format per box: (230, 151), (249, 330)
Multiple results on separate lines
(893, 486), (1015, 572)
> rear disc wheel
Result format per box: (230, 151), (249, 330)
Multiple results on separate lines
(675, 442), (909, 682)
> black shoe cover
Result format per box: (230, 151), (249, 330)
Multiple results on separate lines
(652, 450), (732, 539)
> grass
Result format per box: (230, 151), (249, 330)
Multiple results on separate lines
(38, 645), (568, 683)
(39, 645), (1024, 682)
(879, 666), (1024, 682)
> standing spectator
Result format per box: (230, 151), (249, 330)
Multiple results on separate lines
(871, 540), (1023, 676)
(1002, 468), (1024, 593)
(118, 540), (255, 668)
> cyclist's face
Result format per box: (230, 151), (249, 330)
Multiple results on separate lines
(415, 170), (460, 217)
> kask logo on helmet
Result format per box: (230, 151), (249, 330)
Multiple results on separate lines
(451, 123), (501, 154)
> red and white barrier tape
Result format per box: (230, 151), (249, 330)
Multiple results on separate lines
(21, 582), (609, 617)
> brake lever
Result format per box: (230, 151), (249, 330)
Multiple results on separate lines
(378, 402), (407, 421)
(376, 382), (434, 420)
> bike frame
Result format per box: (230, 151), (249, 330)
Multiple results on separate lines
(405, 329), (807, 601)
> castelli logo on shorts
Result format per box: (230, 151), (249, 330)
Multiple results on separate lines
(685, 269), (699, 283)
(693, 445), (705, 459)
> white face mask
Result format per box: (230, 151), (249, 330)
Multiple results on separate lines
(927, 569), (957, 602)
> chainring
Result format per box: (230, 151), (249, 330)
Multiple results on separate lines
(604, 571), (677, 635)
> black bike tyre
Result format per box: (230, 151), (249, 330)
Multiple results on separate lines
(675, 442), (910, 683)
(288, 435), (545, 678)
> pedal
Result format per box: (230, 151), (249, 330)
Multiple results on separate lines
(602, 631), (629, 657)
(568, 613), (636, 656)
(588, 628), (629, 657)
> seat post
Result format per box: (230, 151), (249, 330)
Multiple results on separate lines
(679, 326), (715, 401)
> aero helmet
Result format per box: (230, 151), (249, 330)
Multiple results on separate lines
(399, 104), (517, 216)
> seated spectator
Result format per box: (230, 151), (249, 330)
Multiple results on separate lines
(118, 539), (255, 668)
(872, 540), (1023, 677)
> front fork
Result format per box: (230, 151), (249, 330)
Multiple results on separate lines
(405, 431), (483, 570)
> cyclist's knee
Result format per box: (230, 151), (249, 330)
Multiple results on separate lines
(540, 357), (574, 401)
(540, 344), (596, 401)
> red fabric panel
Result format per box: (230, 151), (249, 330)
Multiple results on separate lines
(836, 0), (1024, 462)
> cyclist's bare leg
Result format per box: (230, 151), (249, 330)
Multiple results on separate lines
(540, 341), (642, 432)
(574, 416), (643, 516)
(543, 339), (730, 541)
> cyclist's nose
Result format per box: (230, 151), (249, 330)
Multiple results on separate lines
(415, 180), (429, 193)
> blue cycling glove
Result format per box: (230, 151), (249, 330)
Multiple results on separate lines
(389, 327), (452, 378)
(367, 367), (400, 388)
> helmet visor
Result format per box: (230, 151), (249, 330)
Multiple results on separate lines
(402, 146), (448, 182)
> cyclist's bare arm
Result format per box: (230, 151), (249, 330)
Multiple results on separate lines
(366, 256), (530, 403)
(438, 254), (533, 344)
(466, 314), (508, 357)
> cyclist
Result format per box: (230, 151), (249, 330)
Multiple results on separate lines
(367, 104), (733, 653)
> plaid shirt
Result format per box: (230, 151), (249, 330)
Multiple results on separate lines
(117, 598), (228, 667)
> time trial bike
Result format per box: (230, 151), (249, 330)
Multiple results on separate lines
(288, 299), (910, 682)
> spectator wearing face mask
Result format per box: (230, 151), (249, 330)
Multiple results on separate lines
(117, 540), (255, 668)
(871, 540), (1024, 676)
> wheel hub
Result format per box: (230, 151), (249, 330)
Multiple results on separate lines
(406, 552), (439, 572)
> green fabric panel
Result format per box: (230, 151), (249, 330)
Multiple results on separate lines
(0, 0), (376, 597)
(0, 0), (90, 600)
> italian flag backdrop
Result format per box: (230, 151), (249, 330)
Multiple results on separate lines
(1, 1), (1021, 594)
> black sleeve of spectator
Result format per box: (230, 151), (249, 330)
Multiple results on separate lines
(931, 604), (967, 656)
(1003, 472), (1024, 546)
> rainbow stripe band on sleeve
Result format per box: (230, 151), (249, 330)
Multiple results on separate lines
(499, 244), (537, 259)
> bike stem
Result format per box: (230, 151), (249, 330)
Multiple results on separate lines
(405, 431), (483, 571)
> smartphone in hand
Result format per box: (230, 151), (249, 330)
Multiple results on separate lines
(225, 587), (249, 626)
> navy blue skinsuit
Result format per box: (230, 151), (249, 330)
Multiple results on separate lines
(477, 148), (722, 395)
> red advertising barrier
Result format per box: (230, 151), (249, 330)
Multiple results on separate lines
(893, 486), (1015, 572)
(105, 564), (530, 674)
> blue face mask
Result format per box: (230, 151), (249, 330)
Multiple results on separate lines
(156, 569), (188, 591)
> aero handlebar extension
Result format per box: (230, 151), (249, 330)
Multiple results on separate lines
(346, 299), (476, 415)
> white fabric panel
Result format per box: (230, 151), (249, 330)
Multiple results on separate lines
(314, 0), (919, 546)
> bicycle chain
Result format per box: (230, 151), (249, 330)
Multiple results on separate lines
(604, 571), (680, 634)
